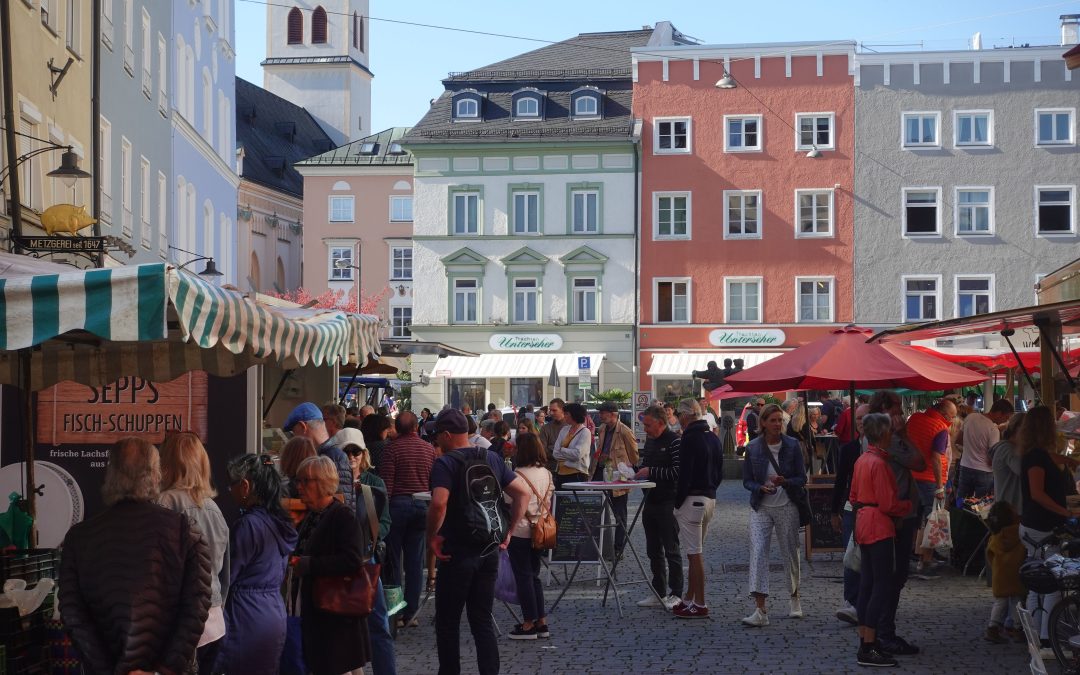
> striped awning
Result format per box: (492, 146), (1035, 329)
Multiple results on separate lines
(0, 261), (381, 389)
(645, 351), (783, 376)
(432, 353), (605, 379)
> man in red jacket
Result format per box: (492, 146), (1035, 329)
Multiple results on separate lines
(906, 399), (958, 572)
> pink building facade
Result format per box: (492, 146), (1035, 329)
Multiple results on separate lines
(633, 42), (857, 400)
(296, 128), (414, 337)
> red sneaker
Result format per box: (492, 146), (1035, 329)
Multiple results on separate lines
(673, 603), (709, 619)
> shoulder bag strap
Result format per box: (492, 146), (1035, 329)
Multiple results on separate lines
(763, 441), (785, 478)
(360, 483), (379, 559)
(514, 470), (551, 519)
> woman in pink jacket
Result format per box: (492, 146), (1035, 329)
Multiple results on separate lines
(849, 413), (912, 669)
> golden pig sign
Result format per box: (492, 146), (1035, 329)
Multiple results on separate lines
(40, 204), (96, 235)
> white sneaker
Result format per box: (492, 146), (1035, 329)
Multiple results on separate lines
(789, 596), (804, 618)
(835, 604), (858, 625)
(662, 595), (682, 611)
(742, 607), (770, 627)
(637, 594), (662, 607)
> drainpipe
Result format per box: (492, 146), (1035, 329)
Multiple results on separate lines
(91, 0), (102, 266)
(2, 0), (24, 251)
(632, 129), (641, 399)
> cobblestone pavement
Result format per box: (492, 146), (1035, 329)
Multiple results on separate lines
(395, 482), (1043, 674)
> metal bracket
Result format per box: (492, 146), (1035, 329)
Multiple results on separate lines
(48, 56), (74, 100)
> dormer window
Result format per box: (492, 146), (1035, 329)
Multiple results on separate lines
(388, 143), (406, 155)
(516, 98), (539, 118)
(452, 90), (483, 121)
(358, 142), (377, 155)
(570, 87), (603, 120)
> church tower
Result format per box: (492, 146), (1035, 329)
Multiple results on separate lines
(262, 1), (372, 146)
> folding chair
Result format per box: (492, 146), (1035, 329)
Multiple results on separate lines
(1017, 602), (1050, 675)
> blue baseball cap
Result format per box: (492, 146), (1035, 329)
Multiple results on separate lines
(283, 402), (322, 433)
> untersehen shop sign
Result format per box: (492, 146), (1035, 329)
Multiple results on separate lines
(489, 333), (564, 351)
(708, 328), (787, 347)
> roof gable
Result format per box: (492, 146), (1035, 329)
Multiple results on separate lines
(561, 245), (608, 267)
(501, 247), (549, 267)
(442, 247), (488, 270)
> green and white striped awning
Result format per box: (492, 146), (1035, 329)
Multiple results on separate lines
(0, 261), (381, 389)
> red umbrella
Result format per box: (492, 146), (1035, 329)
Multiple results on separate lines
(724, 325), (987, 393)
(707, 384), (766, 401)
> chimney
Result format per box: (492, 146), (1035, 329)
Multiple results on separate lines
(1062, 14), (1080, 46)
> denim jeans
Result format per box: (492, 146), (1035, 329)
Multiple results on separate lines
(507, 536), (545, 622)
(435, 550), (499, 675)
(841, 510), (859, 607)
(367, 578), (397, 675)
(957, 466), (995, 499)
(386, 496), (428, 619)
(642, 498), (682, 597)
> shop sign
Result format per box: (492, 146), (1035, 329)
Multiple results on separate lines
(489, 333), (563, 351)
(36, 372), (209, 447)
(708, 328), (786, 347)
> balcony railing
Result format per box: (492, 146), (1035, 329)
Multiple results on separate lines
(123, 44), (134, 76)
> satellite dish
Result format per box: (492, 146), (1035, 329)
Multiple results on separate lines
(972, 32), (982, 50)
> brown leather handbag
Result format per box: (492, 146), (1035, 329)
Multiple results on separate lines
(516, 470), (557, 550)
(312, 485), (382, 616)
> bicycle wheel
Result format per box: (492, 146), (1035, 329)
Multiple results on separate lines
(1049, 593), (1080, 669)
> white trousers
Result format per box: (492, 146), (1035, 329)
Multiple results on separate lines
(748, 502), (802, 598)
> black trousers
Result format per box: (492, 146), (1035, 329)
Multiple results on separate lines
(856, 537), (895, 630)
(877, 517), (917, 640)
(435, 550), (499, 675)
(642, 498), (682, 597)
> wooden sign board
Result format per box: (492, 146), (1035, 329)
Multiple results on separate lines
(549, 491), (604, 564)
(805, 483), (845, 556)
(36, 372), (209, 446)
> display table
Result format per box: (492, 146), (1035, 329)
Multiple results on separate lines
(548, 480), (658, 618)
(814, 434), (840, 474)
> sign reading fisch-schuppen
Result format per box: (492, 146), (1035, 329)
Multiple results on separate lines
(489, 334), (563, 351)
(708, 328), (786, 347)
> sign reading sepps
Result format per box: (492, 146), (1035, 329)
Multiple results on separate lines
(36, 372), (209, 446)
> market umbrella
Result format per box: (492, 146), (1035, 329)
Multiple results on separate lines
(707, 384), (764, 401)
(723, 325), (988, 409)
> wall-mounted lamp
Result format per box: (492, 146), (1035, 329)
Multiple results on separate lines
(715, 72), (737, 89)
(397, 284), (407, 296)
(168, 245), (224, 281)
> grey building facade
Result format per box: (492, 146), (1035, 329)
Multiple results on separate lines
(853, 46), (1080, 326)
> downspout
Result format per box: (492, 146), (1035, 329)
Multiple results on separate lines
(91, 0), (102, 266)
(632, 123), (640, 398)
(2, 0), (24, 252)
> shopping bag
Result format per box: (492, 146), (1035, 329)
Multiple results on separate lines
(843, 535), (861, 573)
(494, 549), (519, 605)
(920, 498), (953, 553)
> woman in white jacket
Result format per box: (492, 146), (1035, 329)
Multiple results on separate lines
(552, 402), (592, 488)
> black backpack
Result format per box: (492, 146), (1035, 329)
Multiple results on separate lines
(448, 447), (510, 550)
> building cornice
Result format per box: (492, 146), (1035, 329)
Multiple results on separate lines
(172, 114), (240, 188)
(632, 40), (856, 62)
(238, 178), (302, 211)
(295, 164), (413, 177)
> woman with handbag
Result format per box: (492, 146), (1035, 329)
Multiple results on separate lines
(291, 456), (372, 674)
(219, 453), (298, 674)
(552, 402), (592, 488)
(505, 433), (554, 640)
(741, 404), (808, 628)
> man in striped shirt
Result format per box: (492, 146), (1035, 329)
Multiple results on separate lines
(380, 410), (438, 626)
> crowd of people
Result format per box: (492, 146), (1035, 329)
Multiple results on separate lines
(53, 388), (1074, 673)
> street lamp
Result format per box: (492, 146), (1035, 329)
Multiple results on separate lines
(168, 245), (225, 281)
(334, 257), (362, 310)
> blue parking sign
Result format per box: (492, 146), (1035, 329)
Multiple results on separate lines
(577, 356), (591, 370)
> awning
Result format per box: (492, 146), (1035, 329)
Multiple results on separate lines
(870, 299), (1080, 344)
(646, 352), (782, 377)
(0, 259), (381, 389)
(433, 353), (604, 379)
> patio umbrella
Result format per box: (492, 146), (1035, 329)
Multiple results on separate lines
(723, 325), (988, 408)
(707, 384), (764, 401)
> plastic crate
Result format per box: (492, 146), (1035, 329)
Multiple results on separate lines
(0, 550), (61, 587)
(0, 597), (53, 674)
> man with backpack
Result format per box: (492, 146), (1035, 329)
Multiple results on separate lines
(426, 408), (530, 675)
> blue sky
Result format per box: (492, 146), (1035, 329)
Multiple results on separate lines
(235, 0), (1076, 133)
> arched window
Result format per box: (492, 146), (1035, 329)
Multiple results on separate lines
(287, 7), (302, 44)
(353, 12), (363, 51)
(311, 6), (327, 44)
(515, 97), (539, 118)
(455, 98), (478, 118)
(574, 95), (598, 117)
(250, 251), (261, 291)
(276, 257), (286, 291)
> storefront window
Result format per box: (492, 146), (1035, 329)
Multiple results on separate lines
(655, 378), (695, 404)
(448, 378), (486, 412)
(566, 377), (599, 404)
(510, 378), (543, 408)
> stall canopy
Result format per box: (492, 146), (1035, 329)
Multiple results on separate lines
(0, 259), (382, 389)
(433, 353), (603, 379)
(646, 352), (782, 376)
(908, 344), (1078, 373)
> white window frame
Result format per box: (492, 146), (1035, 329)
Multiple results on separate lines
(512, 278), (539, 324)
(390, 245), (412, 280)
(901, 111), (941, 148)
(901, 187), (942, 238)
(570, 189), (598, 234)
(452, 192), (480, 234)
(954, 186), (995, 236)
(724, 276), (763, 324)
(157, 34), (167, 115)
(391, 305), (412, 338)
(723, 190), (763, 240)
(120, 136), (132, 235)
(954, 274), (995, 318)
(157, 170), (167, 254)
(901, 274), (942, 322)
(201, 68), (212, 142)
(122, 0), (133, 75)
(65, 0), (81, 54)
(329, 247), (353, 280)
(571, 277), (598, 324)
(389, 195), (412, 222)
(795, 276), (835, 323)
(452, 278), (479, 324)
(795, 112), (834, 151)
(794, 189), (834, 238)
(652, 116), (691, 155)
(98, 116), (112, 220)
(140, 8), (151, 97)
(1035, 108), (1075, 146)
(953, 110), (994, 147)
(573, 95), (599, 118)
(723, 114), (763, 152)
(512, 191), (540, 234)
(653, 277), (691, 324)
(138, 156), (150, 224)
(328, 195), (354, 222)
(515, 97), (540, 118)
(1035, 185), (1077, 237)
(652, 191), (691, 240)
(455, 98), (479, 119)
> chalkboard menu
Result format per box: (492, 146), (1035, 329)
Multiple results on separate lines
(550, 491), (604, 563)
(806, 484), (844, 555)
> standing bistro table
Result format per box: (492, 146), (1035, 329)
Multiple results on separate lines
(549, 480), (659, 618)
